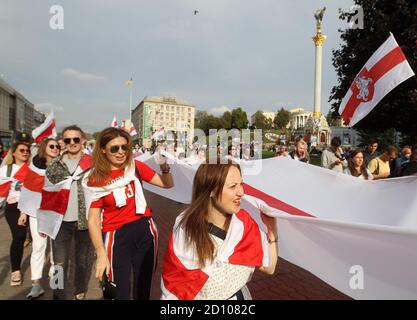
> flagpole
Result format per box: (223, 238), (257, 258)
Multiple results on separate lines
(129, 84), (132, 122)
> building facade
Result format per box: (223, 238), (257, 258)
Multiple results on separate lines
(131, 96), (195, 148)
(288, 108), (312, 130)
(0, 78), (46, 147)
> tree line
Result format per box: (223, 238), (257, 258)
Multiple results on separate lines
(195, 107), (291, 135)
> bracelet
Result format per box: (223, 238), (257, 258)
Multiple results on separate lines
(268, 237), (278, 244)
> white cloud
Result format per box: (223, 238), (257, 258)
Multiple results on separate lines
(61, 68), (106, 81)
(208, 105), (231, 115)
(35, 102), (64, 112)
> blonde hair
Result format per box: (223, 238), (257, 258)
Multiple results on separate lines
(4, 142), (31, 165)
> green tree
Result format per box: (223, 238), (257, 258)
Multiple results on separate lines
(194, 111), (210, 135)
(231, 107), (249, 129)
(330, 0), (417, 146)
(274, 108), (291, 129)
(252, 110), (266, 129)
(221, 111), (232, 130)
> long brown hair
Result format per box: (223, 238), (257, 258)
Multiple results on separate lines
(178, 163), (241, 268)
(88, 127), (133, 186)
(348, 149), (369, 179)
(37, 138), (58, 167)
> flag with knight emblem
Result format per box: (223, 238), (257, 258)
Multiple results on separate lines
(339, 33), (415, 126)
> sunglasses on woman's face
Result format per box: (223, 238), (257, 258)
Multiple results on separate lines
(48, 144), (61, 150)
(109, 144), (129, 154)
(18, 148), (30, 154)
(63, 137), (81, 144)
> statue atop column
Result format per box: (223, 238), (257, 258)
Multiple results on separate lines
(314, 7), (326, 32)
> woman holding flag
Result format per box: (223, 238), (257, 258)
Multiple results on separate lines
(84, 127), (173, 300)
(0, 141), (31, 286)
(17, 138), (60, 298)
(161, 162), (278, 300)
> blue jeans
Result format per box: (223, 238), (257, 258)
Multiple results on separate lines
(51, 221), (94, 299)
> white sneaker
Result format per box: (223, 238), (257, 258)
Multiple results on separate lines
(27, 284), (45, 299)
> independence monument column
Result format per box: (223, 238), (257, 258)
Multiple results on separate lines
(312, 7), (327, 118)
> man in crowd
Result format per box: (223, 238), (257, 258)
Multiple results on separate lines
(46, 125), (94, 300)
(321, 137), (347, 173)
(363, 139), (380, 166)
(367, 146), (398, 180)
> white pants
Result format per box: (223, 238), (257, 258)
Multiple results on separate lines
(29, 217), (53, 281)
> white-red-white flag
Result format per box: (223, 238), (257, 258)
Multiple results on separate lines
(111, 115), (118, 128)
(120, 120), (126, 131)
(339, 33), (415, 126)
(151, 127), (165, 140)
(130, 125), (137, 136)
(32, 110), (57, 143)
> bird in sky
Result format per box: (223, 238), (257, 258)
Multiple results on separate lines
(194, 10), (199, 15)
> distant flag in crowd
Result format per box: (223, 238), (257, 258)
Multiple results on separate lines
(126, 78), (133, 86)
(339, 33), (415, 126)
(111, 115), (118, 128)
(32, 110), (57, 143)
(120, 120), (126, 131)
(151, 127), (165, 140)
(130, 124), (137, 136)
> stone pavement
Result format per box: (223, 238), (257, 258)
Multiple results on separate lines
(0, 191), (351, 300)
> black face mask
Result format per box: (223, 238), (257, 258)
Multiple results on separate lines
(101, 273), (117, 300)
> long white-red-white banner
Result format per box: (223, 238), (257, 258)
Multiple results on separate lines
(139, 153), (417, 299)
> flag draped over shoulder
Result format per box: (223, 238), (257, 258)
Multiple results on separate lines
(0, 163), (29, 204)
(32, 110), (57, 143)
(339, 33), (415, 126)
(161, 209), (270, 300)
(17, 162), (45, 217)
(37, 155), (92, 239)
(138, 154), (417, 299)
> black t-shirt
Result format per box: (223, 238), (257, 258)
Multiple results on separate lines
(401, 161), (417, 176)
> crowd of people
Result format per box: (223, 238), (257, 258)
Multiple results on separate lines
(0, 125), (277, 300)
(1, 126), (416, 300)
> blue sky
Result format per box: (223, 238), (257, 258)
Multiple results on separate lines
(0, 0), (355, 133)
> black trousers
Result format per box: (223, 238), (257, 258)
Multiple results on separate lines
(103, 217), (157, 300)
(5, 203), (27, 272)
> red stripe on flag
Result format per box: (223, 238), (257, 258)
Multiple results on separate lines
(23, 169), (45, 192)
(13, 163), (29, 182)
(162, 233), (209, 300)
(244, 184), (315, 218)
(0, 182), (11, 197)
(79, 154), (92, 171)
(341, 93), (362, 125)
(228, 210), (264, 266)
(39, 189), (71, 215)
(341, 46), (407, 124)
(370, 46), (407, 83)
(34, 121), (55, 143)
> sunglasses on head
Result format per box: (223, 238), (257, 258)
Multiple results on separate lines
(48, 144), (61, 150)
(63, 137), (81, 144)
(109, 144), (129, 154)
